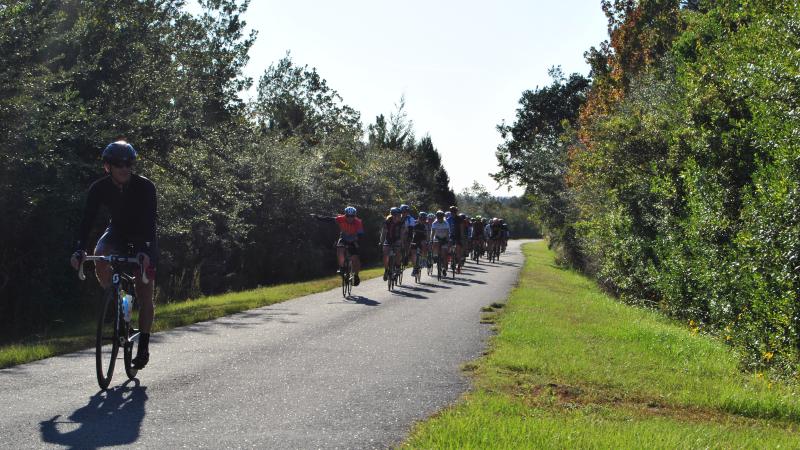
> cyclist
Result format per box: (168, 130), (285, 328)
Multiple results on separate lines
(399, 204), (415, 265)
(311, 206), (364, 286)
(463, 214), (473, 259)
(424, 212), (435, 268)
(429, 210), (451, 276)
(487, 217), (502, 257)
(69, 140), (157, 370)
(447, 206), (467, 273)
(470, 215), (485, 257)
(480, 217), (489, 255)
(409, 212), (429, 277)
(380, 207), (404, 280)
(500, 219), (510, 252)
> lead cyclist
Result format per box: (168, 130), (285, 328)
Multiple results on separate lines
(70, 140), (157, 370)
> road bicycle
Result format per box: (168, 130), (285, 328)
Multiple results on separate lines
(471, 240), (481, 265)
(411, 243), (422, 283)
(426, 248), (434, 277)
(449, 244), (457, 279)
(341, 245), (354, 298)
(488, 239), (501, 263)
(78, 252), (149, 390)
(387, 245), (403, 291)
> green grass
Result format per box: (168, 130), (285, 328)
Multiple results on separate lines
(404, 241), (800, 449)
(0, 267), (384, 369)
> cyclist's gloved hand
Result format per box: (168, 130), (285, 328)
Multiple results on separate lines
(70, 250), (86, 270)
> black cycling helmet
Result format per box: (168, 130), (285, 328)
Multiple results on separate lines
(102, 141), (137, 165)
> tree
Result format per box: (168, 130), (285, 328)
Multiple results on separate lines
(253, 54), (362, 144)
(494, 68), (590, 266)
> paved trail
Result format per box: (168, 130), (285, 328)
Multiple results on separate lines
(0, 240), (530, 449)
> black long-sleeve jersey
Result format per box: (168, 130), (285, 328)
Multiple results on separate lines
(75, 174), (157, 256)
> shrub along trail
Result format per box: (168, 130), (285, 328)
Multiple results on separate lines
(404, 241), (800, 449)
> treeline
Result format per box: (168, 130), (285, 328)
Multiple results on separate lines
(0, 1), (455, 341)
(496, 1), (800, 373)
(456, 182), (541, 238)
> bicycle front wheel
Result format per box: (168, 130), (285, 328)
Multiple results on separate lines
(123, 322), (138, 381)
(96, 288), (120, 390)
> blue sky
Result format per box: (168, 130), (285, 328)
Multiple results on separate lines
(234, 0), (609, 196)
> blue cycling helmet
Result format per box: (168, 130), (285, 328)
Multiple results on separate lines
(445, 211), (452, 219)
(400, 204), (410, 212)
(390, 207), (401, 215)
(344, 206), (357, 216)
(102, 141), (137, 165)
(419, 212), (428, 219)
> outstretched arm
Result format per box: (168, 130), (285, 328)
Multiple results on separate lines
(310, 213), (337, 223)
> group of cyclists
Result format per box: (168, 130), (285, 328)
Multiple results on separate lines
(317, 203), (510, 285)
(69, 139), (510, 383)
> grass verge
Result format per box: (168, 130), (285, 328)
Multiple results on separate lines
(403, 241), (800, 449)
(0, 266), (384, 369)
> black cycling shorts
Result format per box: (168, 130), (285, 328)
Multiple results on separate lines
(95, 226), (158, 278)
(336, 239), (359, 256)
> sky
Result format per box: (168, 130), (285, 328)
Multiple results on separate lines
(233, 0), (610, 196)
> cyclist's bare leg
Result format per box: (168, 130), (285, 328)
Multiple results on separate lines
(134, 274), (154, 334)
(383, 245), (391, 270)
(93, 242), (113, 289)
(352, 255), (361, 273)
(336, 246), (346, 268)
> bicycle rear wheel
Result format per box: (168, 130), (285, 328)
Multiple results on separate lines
(397, 264), (404, 285)
(341, 262), (351, 298)
(96, 288), (120, 390)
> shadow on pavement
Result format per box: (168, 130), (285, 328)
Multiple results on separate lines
(418, 281), (451, 289)
(461, 266), (488, 273)
(40, 379), (147, 449)
(346, 295), (381, 306)
(391, 289), (428, 299)
(397, 285), (436, 293)
(440, 279), (470, 287)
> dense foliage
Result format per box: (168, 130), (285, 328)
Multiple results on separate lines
(497, 0), (800, 374)
(0, 1), (456, 341)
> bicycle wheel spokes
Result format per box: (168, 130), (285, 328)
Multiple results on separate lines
(96, 288), (120, 390)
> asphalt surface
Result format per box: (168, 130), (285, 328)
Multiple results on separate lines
(0, 240), (530, 449)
